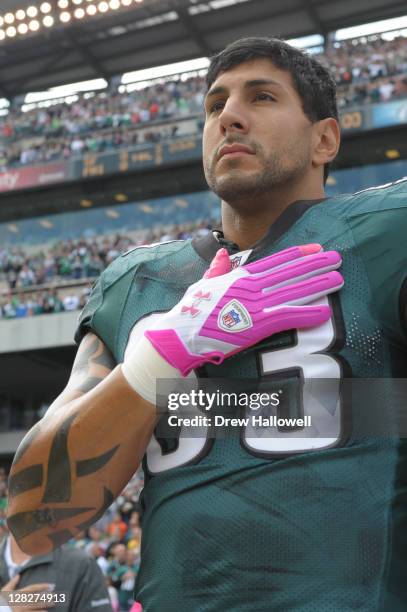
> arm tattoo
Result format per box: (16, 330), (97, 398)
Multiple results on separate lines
(8, 465), (43, 497)
(71, 334), (116, 394)
(76, 445), (119, 477)
(12, 422), (42, 464)
(8, 506), (94, 540)
(8, 335), (121, 550)
(72, 334), (116, 375)
(42, 413), (77, 503)
(77, 487), (114, 531)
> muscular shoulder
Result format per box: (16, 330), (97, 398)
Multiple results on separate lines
(326, 176), (407, 219)
(100, 239), (189, 288)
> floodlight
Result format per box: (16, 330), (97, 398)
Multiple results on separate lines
(29, 20), (40, 31)
(27, 6), (38, 18)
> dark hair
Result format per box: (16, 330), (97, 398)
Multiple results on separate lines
(206, 37), (338, 183)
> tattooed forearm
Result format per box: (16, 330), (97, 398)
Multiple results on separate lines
(42, 413), (77, 503)
(6, 334), (147, 555)
(8, 506), (94, 540)
(48, 529), (74, 549)
(76, 445), (119, 477)
(8, 465), (43, 498)
(77, 487), (114, 531)
(13, 422), (42, 465)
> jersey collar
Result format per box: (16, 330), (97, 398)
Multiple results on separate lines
(192, 198), (325, 263)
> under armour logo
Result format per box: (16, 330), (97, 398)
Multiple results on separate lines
(181, 289), (212, 317)
(194, 290), (211, 300)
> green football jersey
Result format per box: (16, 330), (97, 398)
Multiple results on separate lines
(76, 180), (407, 612)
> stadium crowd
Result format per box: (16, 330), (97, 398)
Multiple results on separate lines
(0, 35), (407, 169)
(0, 465), (145, 611)
(0, 221), (212, 319)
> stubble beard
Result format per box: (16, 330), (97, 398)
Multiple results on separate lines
(204, 147), (310, 213)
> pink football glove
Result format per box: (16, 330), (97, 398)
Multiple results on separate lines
(144, 244), (343, 376)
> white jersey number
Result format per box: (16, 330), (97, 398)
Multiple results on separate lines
(141, 297), (344, 473)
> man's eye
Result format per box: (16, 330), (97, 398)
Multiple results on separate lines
(208, 101), (225, 113)
(254, 92), (275, 101)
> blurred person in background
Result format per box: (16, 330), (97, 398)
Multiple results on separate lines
(0, 529), (113, 611)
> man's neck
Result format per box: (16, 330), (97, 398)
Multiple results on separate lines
(220, 185), (325, 250)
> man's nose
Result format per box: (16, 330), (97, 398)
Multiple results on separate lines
(219, 99), (249, 135)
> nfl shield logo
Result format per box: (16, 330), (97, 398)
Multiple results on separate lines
(218, 300), (253, 333)
(222, 309), (241, 328)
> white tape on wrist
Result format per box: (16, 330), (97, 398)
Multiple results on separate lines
(121, 335), (180, 404)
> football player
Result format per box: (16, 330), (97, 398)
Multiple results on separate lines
(7, 37), (407, 611)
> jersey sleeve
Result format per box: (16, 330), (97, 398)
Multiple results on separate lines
(73, 248), (141, 352)
(74, 276), (104, 346)
(73, 241), (189, 358)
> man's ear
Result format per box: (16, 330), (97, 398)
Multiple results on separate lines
(311, 118), (340, 169)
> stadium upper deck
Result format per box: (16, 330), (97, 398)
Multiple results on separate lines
(1, 34), (407, 173)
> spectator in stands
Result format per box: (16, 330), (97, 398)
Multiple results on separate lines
(0, 530), (113, 611)
(1, 35), (406, 171)
(106, 512), (128, 542)
(106, 543), (138, 612)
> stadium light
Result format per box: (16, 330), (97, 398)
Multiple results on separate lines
(29, 20), (40, 31)
(0, 30), (5, 40)
(27, 6), (38, 18)
(40, 3), (52, 13)
(0, 0), (143, 42)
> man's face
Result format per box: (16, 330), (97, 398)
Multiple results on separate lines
(203, 58), (315, 207)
